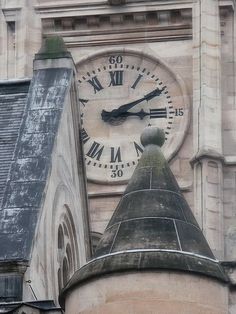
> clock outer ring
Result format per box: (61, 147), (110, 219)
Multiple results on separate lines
(76, 48), (190, 184)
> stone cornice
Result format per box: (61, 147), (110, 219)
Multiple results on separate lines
(41, 8), (192, 46)
(34, 0), (234, 19)
(35, 0), (194, 19)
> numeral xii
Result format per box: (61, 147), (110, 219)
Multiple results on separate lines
(109, 70), (123, 86)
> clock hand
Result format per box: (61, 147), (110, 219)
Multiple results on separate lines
(101, 87), (165, 122)
(102, 108), (168, 122)
(115, 109), (149, 120)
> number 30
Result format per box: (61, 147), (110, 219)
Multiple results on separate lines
(111, 169), (123, 178)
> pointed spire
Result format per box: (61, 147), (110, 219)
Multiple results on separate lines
(92, 127), (226, 280)
(60, 127), (228, 308)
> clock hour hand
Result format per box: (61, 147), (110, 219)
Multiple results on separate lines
(116, 109), (149, 120)
(101, 87), (165, 122)
(102, 108), (167, 122)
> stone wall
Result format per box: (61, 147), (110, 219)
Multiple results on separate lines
(64, 272), (228, 314)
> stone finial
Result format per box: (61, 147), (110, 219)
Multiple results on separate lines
(35, 36), (71, 60)
(140, 127), (165, 147)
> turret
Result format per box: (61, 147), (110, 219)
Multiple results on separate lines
(60, 127), (229, 314)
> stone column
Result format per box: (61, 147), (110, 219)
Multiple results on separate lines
(192, 0), (224, 259)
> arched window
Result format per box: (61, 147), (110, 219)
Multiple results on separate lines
(58, 225), (64, 250)
(66, 244), (73, 272)
(57, 268), (62, 293)
(56, 207), (78, 293)
(62, 257), (69, 287)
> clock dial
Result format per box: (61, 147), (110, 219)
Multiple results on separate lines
(77, 50), (189, 183)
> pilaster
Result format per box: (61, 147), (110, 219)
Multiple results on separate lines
(0, 0), (41, 79)
(192, 0), (224, 259)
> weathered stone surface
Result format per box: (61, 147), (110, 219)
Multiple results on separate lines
(63, 272), (228, 314)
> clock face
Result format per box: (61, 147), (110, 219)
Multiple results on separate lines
(77, 49), (189, 184)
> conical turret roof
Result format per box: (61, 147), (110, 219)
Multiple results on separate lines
(59, 127), (228, 307)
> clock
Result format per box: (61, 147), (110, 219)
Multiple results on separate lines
(76, 49), (189, 184)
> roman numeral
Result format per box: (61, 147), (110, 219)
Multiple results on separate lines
(134, 141), (143, 157)
(110, 147), (122, 163)
(81, 128), (90, 144)
(109, 71), (123, 86)
(150, 108), (167, 119)
(131, 74), (143, 89)
(79, 98), (88, 107)
(87, 76), (104, 94)
(86, 141), (104, 160)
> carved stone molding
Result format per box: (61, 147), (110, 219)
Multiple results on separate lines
(42, 8), (192, 47)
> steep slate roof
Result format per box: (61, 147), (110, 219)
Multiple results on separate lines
(60, 127), (228, 308)
(0, 38), (73, 262)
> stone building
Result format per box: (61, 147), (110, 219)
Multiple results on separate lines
(0, 0), (236, 313)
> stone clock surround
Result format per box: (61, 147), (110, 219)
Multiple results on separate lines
(76, 48), (190, 184)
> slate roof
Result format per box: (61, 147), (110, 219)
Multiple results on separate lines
(0, 80), (30, 207)
(60, 127), (228, 308)
(0, 39), (73, 262)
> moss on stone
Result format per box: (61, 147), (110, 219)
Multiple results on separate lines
(35, 36), (71, 60)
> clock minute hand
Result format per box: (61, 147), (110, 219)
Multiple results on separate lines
(101, 87), (165, 122)
(116, 87), (165, 114)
